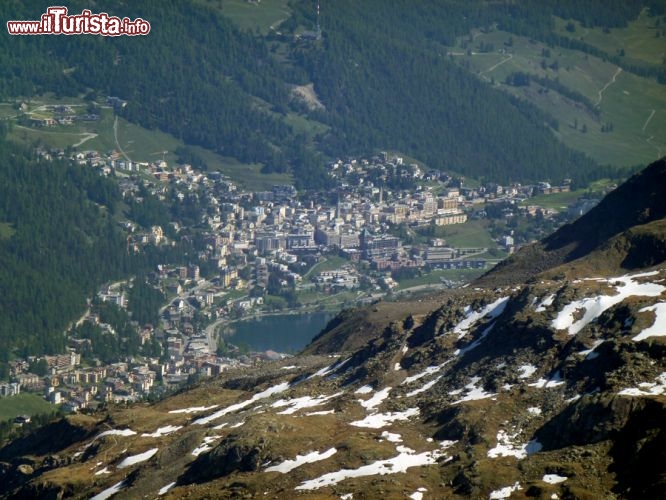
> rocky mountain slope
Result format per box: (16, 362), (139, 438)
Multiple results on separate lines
(1, 159), (665, 499)
(478, 158), (666, 287)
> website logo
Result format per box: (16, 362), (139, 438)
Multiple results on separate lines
(7, 6), (150, 36)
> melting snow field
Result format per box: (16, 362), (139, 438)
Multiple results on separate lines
(489, 482), (522, 499)
(454, 322), (496, 357)
(272, 392), (342, 415)
(406, 375), (442, 397)
(380, 431), (402, 443)
(401, 360), (453, 385)
(191, 436), (220, 457)
(453, 297), (509, 339)
(294, 444), (452, 490)
(517, 364), (537, 379)
(543, 474), (568, 484)
(487, 430), (542, 459)
(265, 448), (337, 473)
(633, 303), (666, 341)
(158, 482), (176, 495)
(577, 340), (605, 359)
(95, 428), (136, 439)
(529, 372), (565, 389)
(350, 408), (420, 428)
(308, 358), (350, 379)
(90, 480), (126, 500)
(551, 272), (665, 335)
(409, 487), (428, 500)
(449, 377), (496, 405)
(359, 387), (391, 410)
(355, 385), (373, 394)
(193, 381), (290, 425)
(117, 448), (159, 468)
(168, 405), (218, 414)
(141, 425), (182, 438)
(618, 372), (666, 396)
(535, 294), (555, 312)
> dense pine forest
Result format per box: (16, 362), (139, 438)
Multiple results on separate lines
(2, 0), (663, 187)
(0, 127), (123, 366)
(0, 0), (663, 367)
(0, 124), (182, 375)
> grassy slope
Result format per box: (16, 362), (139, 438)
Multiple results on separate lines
(0, 393), (55, 421)
(437, 219), (496, 248)
(197, 0), (290, 34)
(450, 12), (666, 167)
(4, 96), (293, 191)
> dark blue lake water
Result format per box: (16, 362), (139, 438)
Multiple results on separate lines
(221, 312), (335, 353)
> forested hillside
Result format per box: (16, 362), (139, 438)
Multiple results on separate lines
(3, 0), (662, 187)
(0, 124), (182, 374)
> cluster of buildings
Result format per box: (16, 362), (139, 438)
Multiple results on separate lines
(0, 132), (592, 415)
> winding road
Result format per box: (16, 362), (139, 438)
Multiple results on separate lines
(596, 67), (622, 106)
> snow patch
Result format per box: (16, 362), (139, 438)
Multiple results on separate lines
(295, 446), (446, 490)
(402, 359), (453, 385)
(91, 480), (126, 500)
(158, 482), (176, 495)
(551, 272), (664, 335)
(350, 408), (420, 428)
(487, 430), (542, 459)
(453, 297), (509, 339)
(193, 381), (290, 425)
(633, 303), (666, 341)
(308, 357), (350, 379)
(141, 425), (182, 438)
(535, 294), (555, 312)
(529, 372), (564, 389)
(489, 482), (522, 499)
(354, 385), (373, 394)
(543, 474), (567, 484)
(272, 392), (342, 415)
(450, 377), (496, 405)
(517, 364), (537, 379)
(359, 387), (391, 410)
(409, 488), (428, 500)
(168, 405), (218, 414)
(265, 447), (337, 473)
(455, 322), (496, 356)
(95, 428), (136, 439)
(117, 448), (158, 468)
(578, 340), (604, 359)
(406, 375), (442, 397)
(191, 436), (221, 457)
(618, 372), (666, 396)
(380, 431), (402, 443)
(527, 407), (542, 416)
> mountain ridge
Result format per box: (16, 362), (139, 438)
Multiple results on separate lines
(476, 157), (666, 286)
(1, 165), (665, 498)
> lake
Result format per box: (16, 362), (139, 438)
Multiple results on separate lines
(220, 311), (335, 353)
